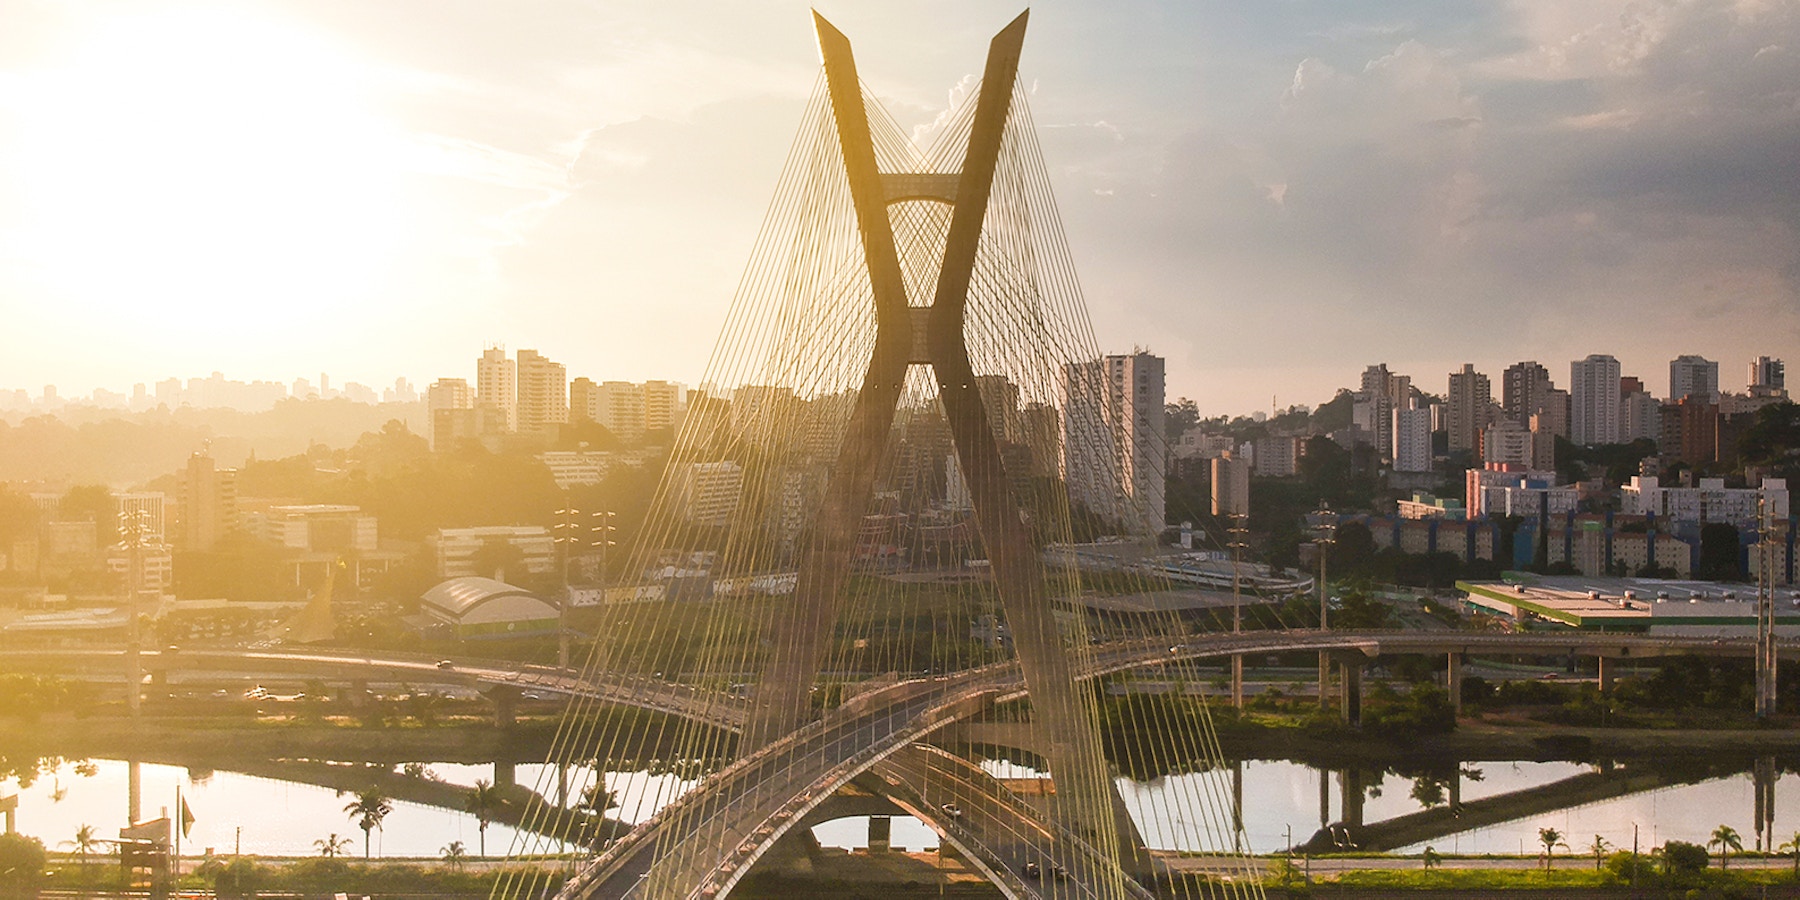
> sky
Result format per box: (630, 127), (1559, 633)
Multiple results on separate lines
(1, 0), (1796, 416)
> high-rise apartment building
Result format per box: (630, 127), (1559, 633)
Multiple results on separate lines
(1061, 351), (1166, 535)
(178, 452), (237, 551)
(1620, 376), (1660, 443)
(1751, 356), (1786, 396)
(569, 377), (600, 422)
(1502, 361), (1553, 426)
(1570, 354), (1622, 445)
(596, 381), (648, 440)
(1210, 453), (1251, 517)
(644, 380), (683, 433)
(1446, 364), (1491, 453)
(515, 349), (568, 435)
(476, 347), (516, 433)
(1669, 354), (1718, 402)
(426, 378), (474, 450)
(1392, 406), (1433, 473)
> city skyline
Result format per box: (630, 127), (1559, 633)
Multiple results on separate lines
(2, 1), (1796, 415)
(1, 344), (1790, 418)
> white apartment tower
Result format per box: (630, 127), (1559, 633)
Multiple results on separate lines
(1392, 406), (1433, 473)
(476, 348), (516, 433)
(1570, 354), (1622, 446)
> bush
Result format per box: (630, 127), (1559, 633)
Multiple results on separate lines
(210, 857), (265, 899)
(1605, 850), (1655, 884)
(0, 833), (47, 898)
(1662, 841), (1710, 875)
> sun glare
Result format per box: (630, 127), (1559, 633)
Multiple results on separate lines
(6, 7), (409, 338)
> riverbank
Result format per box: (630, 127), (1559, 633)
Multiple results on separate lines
(17, 708), (1800, 773)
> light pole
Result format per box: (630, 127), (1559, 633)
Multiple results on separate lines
(1312, 502), (1338, 711)
(1756, 492), (1782, 719)
(1228, 513), (1249, 710)
(118, 507), (154, 720)
(554, 504), (616, 671)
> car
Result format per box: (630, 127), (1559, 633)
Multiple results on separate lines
(940, 803), (963, 819)
(243, 686), (270, 700)
(436, 659), (455, 670)
(1022, 861), (1040, 879)
(1050, 863), (1068, 881)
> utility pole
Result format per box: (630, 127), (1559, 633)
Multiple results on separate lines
(1312, 503), (1338, 711)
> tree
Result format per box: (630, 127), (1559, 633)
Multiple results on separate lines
(1587, 834), (1610, 871)
(0, 833), (47, 897)
(343, 788), (393, 859)
(63, 824), (101, 879)
(441, 840), (467, 870)
(1709, 824), (1742, 870)
(1538, 827), (1567, 869)
(313, 833), (351, 858)
(465, 779), (504, 857)
(1780, 831), (1800, 876)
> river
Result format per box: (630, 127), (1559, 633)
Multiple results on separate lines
(3, 755), (1796, 860)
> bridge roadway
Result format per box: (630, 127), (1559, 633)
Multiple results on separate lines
(0, 646), (745, 731)
(9, 630), (1795, 899)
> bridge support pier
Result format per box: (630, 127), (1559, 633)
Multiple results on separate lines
(1232, 654), (1244, 710)
(1597, 656), (1613, 694)
(1318, 651), (1331, 711)
(494, 759), (516, 789)
(1447, 652), (1464, 717)
(1319, 768), (1330, 828)
(1340, 662), (1363, 727)
(1342, 767), (1365, 832)
(868, 814), (892, 853)
(486, 686), (519, 730)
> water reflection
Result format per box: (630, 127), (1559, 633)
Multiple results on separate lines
(4, 753), (1797, 861)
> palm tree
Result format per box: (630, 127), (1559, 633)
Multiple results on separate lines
(441, 840), (467, 871)
(1588, 835), (1610, 871)
(63, 824), (101, 880)
(1538, 827), (1567, 869)
(343, 788), (394, 859)
(313, 833), (352, 858)
(465, 780), (505, 857)
(1780, 831), (1800, 876)
(1710, 825), (1743, 870)
(577, 783), (619, 816)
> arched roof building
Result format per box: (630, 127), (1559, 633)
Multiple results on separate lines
(420, 576), (557, 639)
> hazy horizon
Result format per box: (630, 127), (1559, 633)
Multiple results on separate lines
(3, 1), (1796, 416)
